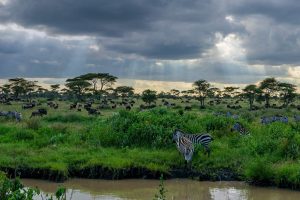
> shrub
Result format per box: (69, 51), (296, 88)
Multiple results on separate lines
(274, 163), (300, 189)
(244, 157), (274, 185)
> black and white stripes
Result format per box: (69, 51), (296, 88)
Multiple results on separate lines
(172, 129), (213, 161)
(231, 122), (249, 135)
(183, 132), (213, 156)
(172, 130), (194, 162)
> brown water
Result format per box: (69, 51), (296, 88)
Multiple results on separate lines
(22, 179), (300, 200)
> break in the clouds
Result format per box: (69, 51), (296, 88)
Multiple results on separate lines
(0, 0), (300, 87)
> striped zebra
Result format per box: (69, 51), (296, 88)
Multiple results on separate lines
(172, 130), (194, 162)
(175, 129), (213, 156)
(231, 122), (249, 135)
(0, 111), (22, 122)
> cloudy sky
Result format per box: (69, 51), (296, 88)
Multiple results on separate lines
(0, 0), (300, 91)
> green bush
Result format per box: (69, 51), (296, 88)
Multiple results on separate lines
(274, 163), (300, 189)
(245, 157), (274, 185)
(0, 172), (67, 200)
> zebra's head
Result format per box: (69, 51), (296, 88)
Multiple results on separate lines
(172, 129), (184, 142)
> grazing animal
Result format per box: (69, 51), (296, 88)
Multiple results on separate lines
(10, 111), (22, 122)
(38, 108), (47, 115)
(172, 130), (194, 162)
(15, 112), (22, 122)
(1, 111), (22, 122)
(294, 115), (300, 122)
(177, 129), (213, 156)
(30, 109), (47, 118)
(70, 104), (77, 110)
(184, 106), (192, 111)
(226, 112), (239, 119)
(22, 104), (35, 109)
(231, 122), (249, 135)
(126, 105), (131, 110)
(88, 108), (100, 115)
(84, 103), (92, 109)
(261, 116), (288, 125)
(30, 111), (44, 118)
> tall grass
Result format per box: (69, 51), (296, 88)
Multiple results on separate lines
(1, 107), (300, 189)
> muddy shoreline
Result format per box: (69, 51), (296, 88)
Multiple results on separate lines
(1, 166), (241, 183)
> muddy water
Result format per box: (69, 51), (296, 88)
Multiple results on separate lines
(22, 179), (300, 200)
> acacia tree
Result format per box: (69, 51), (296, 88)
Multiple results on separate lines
(6, 78), (39, 101)
(115, 86), (134, 99)
(259, 77), (278, 108)
(24, 80), (39, 102)
(170, 89), (180, 98)
(49, 84), (60, 98)
(277, 82), (297, 107)
(193, 80), (210, 108)
(50, 84), (60, 92)
(223, 87), (239, 98)
(0, 84), (11, 98)
(78, 73), (118, 100)
(207, 87), (221, 99)
(36, 86), (48, 98)
(78, 73), (117, 97)
(243, 84), (260, 110)
(141, 89), (157, 106)
(65, 78), (91, 100)
(8, 78), (27, 98)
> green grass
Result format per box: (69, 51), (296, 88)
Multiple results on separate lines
(1, 98), (300, 189)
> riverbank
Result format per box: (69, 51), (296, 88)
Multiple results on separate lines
(1, 107), (300, 189)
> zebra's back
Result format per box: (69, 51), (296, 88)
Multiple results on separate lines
(184, 133), (213, 145)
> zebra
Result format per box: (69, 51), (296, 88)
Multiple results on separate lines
(294, 115), (300, 122)
(261, 116), (288, 125)
(231, 122), (249, 135)
(174, 129), (213, 156)
(172, 130), (194, 162)
(15, 112), (22, 122)
(0, 111), (22, 122)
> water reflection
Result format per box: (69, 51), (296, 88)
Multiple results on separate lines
(22, 179), (300, 200)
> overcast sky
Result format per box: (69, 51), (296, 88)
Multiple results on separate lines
(0, 0), (300, 90)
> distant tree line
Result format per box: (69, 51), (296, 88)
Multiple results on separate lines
(0, 74), (298, 109)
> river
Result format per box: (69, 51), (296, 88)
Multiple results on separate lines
(22, 179), (300, 200)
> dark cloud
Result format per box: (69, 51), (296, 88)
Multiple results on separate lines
(227, 0), (300, 25)
(1, 0), (162, 36)
(0, 0), (299, 85)
(0, 0), (233, 60)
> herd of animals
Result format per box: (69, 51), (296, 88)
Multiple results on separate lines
(172, 111), (300, 163)
(1, 97), (300, 163)
(1, 97), (300, 124)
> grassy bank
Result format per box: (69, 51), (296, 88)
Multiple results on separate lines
(1, 105), (300, 189)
